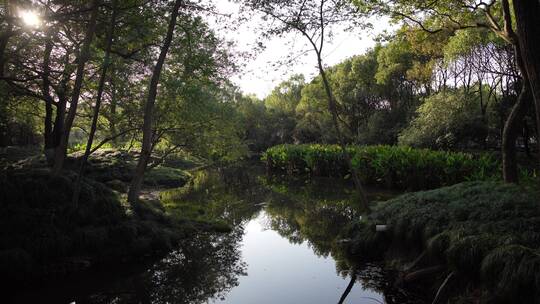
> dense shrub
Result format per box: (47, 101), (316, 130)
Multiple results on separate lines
(263, 144), (499, 190)
(348, 182), (540, 302)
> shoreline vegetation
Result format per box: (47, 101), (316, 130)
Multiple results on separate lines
(263, 144), (536, 190)
(3, 0), (540, 302)
(264, 143), (540, 302)
(0, 147), (226, 289)
(2, 144), (539, 303)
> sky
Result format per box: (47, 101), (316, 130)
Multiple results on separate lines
(212, 1), (393, 99)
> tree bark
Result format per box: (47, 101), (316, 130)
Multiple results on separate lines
(502, 80), (530, 183)
(127, 0), (183, 202)
(502, 44), (532, 183)
(72, 0), (118, 207)
(512, 0), (540, 168)
(52, 0), (100, 175)
(42, 31), (56, 164)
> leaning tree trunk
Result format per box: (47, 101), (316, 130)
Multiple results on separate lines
(52, 0), (100, 175)
(513, 0), (540, 168)
(317, 56), (370, 212)
(127, 0), (183, 202)
(72, 0), (118, 207)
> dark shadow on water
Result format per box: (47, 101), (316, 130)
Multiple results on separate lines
(8, 229), (246, 304)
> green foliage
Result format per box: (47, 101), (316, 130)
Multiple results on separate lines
(160, 164), (264, 226)
(349, 181), (540, 302)
(263, 144), (500, 190)
(264, 74), (305, 114)
(235, 91), (297, 152)
(399, 89), (490, 149)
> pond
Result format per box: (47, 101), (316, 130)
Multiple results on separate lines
(7, 164), (423, 304)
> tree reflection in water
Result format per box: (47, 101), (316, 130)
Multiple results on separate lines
(10, 164), (420, 304)
(82, 228), (246, 304)
(261, 177), (422, 303)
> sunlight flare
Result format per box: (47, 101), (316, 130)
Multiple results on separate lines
(19, 9), (41, 27)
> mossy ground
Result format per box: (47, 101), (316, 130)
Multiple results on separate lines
(0, 148), (213, 287)
(70, 149), (191, 190)
(349, 181), (540, 303)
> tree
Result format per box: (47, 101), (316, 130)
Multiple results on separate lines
(265, 74), (305, 115)
(72, 0), (119, 206)
(51, 0), (101, 174)
(242, 0), (371, 211)
(354, 0), (537, 183)
(512, 0), (540, 166)
(127, 0), (184, 202)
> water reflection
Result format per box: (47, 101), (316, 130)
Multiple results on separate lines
(8, 229), (247, 304)
(8, 164), (420, 304)
(213, 210), (385, 304)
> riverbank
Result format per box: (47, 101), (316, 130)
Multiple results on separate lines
(263, 144), (540, 303)
(0, 148), (221, 288)
(7, 161), (424, 304)
(347, 181), (540, 303)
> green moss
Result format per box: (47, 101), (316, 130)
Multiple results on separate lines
(69, 149), (189, 188)
(144, 166), (190, 188)
(349, 181), (540, 301)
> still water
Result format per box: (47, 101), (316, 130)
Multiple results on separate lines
(212, 210), (383, 304)
(8, 166), (420, 304)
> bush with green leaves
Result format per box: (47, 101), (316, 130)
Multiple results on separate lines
(263, 144), (499, 190)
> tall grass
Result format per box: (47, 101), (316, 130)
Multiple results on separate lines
(263, 144), (500, 190)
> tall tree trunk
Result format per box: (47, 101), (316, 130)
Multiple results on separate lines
(502, 81), (530, 183)
(0, 32), (10, 77)
(502, 46), (531, 183)
(337, 269), (357, 304)
(52, 0), (100, 175)
(317, 56), (370, 212)
(42, 33), (55, 164)
(127, 0), (183, 202)
(72, 0), (118, 207)
(513, 0), (540, 168)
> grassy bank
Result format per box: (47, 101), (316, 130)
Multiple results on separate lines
(348, 182), (540, 303)
(69, 149), (191, 190)
(0, 148), (206, 286)
(0, 169), (188, 284)
(263, 144), (502, 190)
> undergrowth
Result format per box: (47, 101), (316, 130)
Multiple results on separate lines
(0, 167), (193, 285)
(349, 181), (540, 303)
(263, 144), (505, 190)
